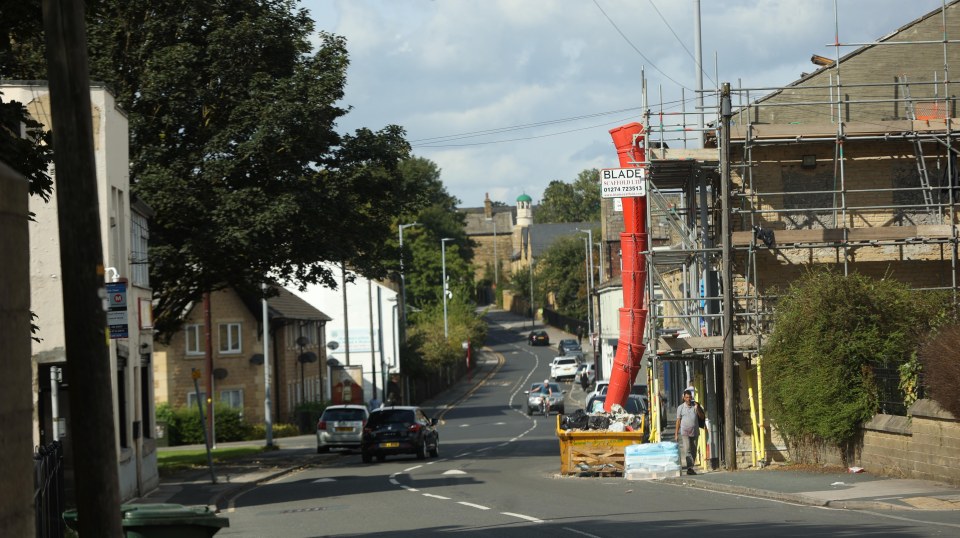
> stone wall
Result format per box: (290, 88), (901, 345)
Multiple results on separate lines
(859, 400), (960, 485)
(771, 399), (960, 485)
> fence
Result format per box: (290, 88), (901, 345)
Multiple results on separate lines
(33, 441), (64, 538)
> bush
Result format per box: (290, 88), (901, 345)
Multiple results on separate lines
(160, 403), (251, 445)
(763, 269), (947, 462)
(293, 400), (329, 433)
(919, 321), (960, 418)
(247, 423), (301, 440)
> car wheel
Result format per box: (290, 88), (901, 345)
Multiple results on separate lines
(416, 438), (427, 460)
(317, 445), (329, 454)
(362, 452), (372, 464)
(526, 407), (532, 416)
(376, 454), (386, 462)
(557, 407), (565, 415)
(429, 439), (439, 458)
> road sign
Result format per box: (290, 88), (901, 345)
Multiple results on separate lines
(600, 167), (646, 198)
(106, 281), (129, 339)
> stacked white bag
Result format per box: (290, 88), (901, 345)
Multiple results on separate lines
(623, 441), (681, 480)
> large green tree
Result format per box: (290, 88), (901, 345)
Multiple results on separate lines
(763, 269), (947, 462)
(6, 0), (437, 336)
(535, 168), (601, 223)
(536, 235), (589, 319)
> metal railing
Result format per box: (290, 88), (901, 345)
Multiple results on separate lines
(33, 441), (64, 538)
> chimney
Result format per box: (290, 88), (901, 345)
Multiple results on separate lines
(484, 192), (492, 219)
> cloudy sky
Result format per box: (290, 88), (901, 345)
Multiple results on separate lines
(301, 0), (947, 208)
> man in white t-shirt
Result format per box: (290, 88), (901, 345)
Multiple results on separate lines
(675, 389), (700, 475)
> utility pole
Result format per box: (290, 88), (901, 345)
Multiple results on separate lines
(0, 163), (33, 535)
(720, 82), (737, 471)
(42, 0), (123, 534)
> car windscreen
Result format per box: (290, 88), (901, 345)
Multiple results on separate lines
(589, 396), (643, 414)
(367, 409), (415, 427)
(556, 359), (577, 365)
(323, 408), (367, 421)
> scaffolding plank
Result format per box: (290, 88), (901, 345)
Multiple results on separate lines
(733, 225), (953, 247)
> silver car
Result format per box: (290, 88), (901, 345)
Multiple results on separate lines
(525, 382), (565, 415)
(317, 404), (369, 453)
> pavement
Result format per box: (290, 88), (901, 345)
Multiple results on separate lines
(136, 307), (960, 514)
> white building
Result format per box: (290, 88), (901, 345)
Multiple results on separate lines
(7, 83), (159, 501)
(289, 263), (400, 406)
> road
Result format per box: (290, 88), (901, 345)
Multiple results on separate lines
(216, 312), (956, 537)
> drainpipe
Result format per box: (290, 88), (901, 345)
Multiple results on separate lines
(605, 122), (648, 411)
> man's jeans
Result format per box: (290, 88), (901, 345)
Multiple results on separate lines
(680, 434), (698, 470)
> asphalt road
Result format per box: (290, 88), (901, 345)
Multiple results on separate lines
(214, 313), (957, 537)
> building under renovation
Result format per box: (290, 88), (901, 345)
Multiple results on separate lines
(598, 1), (959, 468)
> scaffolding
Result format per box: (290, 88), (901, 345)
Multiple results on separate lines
(616, 0), (959, 464)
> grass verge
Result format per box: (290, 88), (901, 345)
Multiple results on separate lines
(157, 446), (266, 476)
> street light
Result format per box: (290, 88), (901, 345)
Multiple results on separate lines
(441, 238), (454, 338)
(398, 222), (420, 334)
(485, 217), (498, 301)
(578, 228), (595, 334)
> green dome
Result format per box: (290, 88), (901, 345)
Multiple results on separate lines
(516, 193), (533, 203)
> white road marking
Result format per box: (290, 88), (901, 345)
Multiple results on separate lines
(494, 422), (507, 425)
(401, 485), (419, 492)
(313, 478), (336, 482)
(459, 424), (470, 427)
(443, 470), (467, 475)
(403, 465), (423, 472)
(389, 478), (400, 485)
(456, 452), (473, 457)
(423, 493), (451, 500)
(458, 502), (491, 510)
(563, 527), (603, 538)
(501, 512), (543, 523)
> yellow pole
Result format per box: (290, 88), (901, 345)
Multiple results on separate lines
(757, 357), (766, 462)
(650, 375), (660, 443)
(748, 384), (759, 468)
(647, 367), (657, 442)
(695, 374), (706, 471)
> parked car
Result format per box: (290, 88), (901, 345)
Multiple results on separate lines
(316, 404), (369, 453)
(586, 380), (610, 403)
(528, 330), (550, 346)
(557, 339), (581, 355)
(551, 357), (580, 381)
(525, 382), (565, 415)
(585, 393), (646, 416)
(361, 406), (439, 463)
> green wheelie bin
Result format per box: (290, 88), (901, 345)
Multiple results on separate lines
(63, 503), (229, 537)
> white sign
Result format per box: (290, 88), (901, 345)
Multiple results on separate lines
(600, 167), (646, 198)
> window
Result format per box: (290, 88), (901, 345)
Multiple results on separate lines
(187, 391), (207, 409)
(130, 210), (150, 287)
(219, 323), (242, 354)
(221, 389), (243, 411)
(185, 324), (203, 356)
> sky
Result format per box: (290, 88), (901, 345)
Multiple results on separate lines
(300, 0), (948, 209)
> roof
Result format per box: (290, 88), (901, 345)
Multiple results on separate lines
(461, 208), (514, 235)
(516, 193), (533, 202)
(238, 285), (331, 323)
(519, 222), (598, 259)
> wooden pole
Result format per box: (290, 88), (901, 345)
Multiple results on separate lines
(42, 0), (123, 534)
(720, 82), (737, 471)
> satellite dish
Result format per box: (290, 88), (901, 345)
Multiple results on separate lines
(327, 357), (340, 367)
(298, 351), (318, 364)
(249, 353), (264, 365)
(296, 336), (310, 347)
(213, 368), (228, 380)
(326, 340), (339, 351)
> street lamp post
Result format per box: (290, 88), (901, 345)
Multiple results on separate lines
(398, 222), (420, 333)
(578, 228), (594, 334)
(441, 238), (454, 338)
(485, 217), (498, 301)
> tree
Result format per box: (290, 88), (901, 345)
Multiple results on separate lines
(35, 1), (437, 337)
(536, 235), (588, 319)
(763, 269), (947, 463)
(535, 169), (601, 223)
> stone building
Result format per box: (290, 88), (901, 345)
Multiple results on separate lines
(153, 286), (330, 425)
(597, 1), (960, 469)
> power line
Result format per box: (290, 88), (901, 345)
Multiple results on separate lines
(647, 0), (717, 87)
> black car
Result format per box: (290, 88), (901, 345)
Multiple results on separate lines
(361, 406), (439, 463)
(557, 339), (581, 355)
(528, 330), (550, 346)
